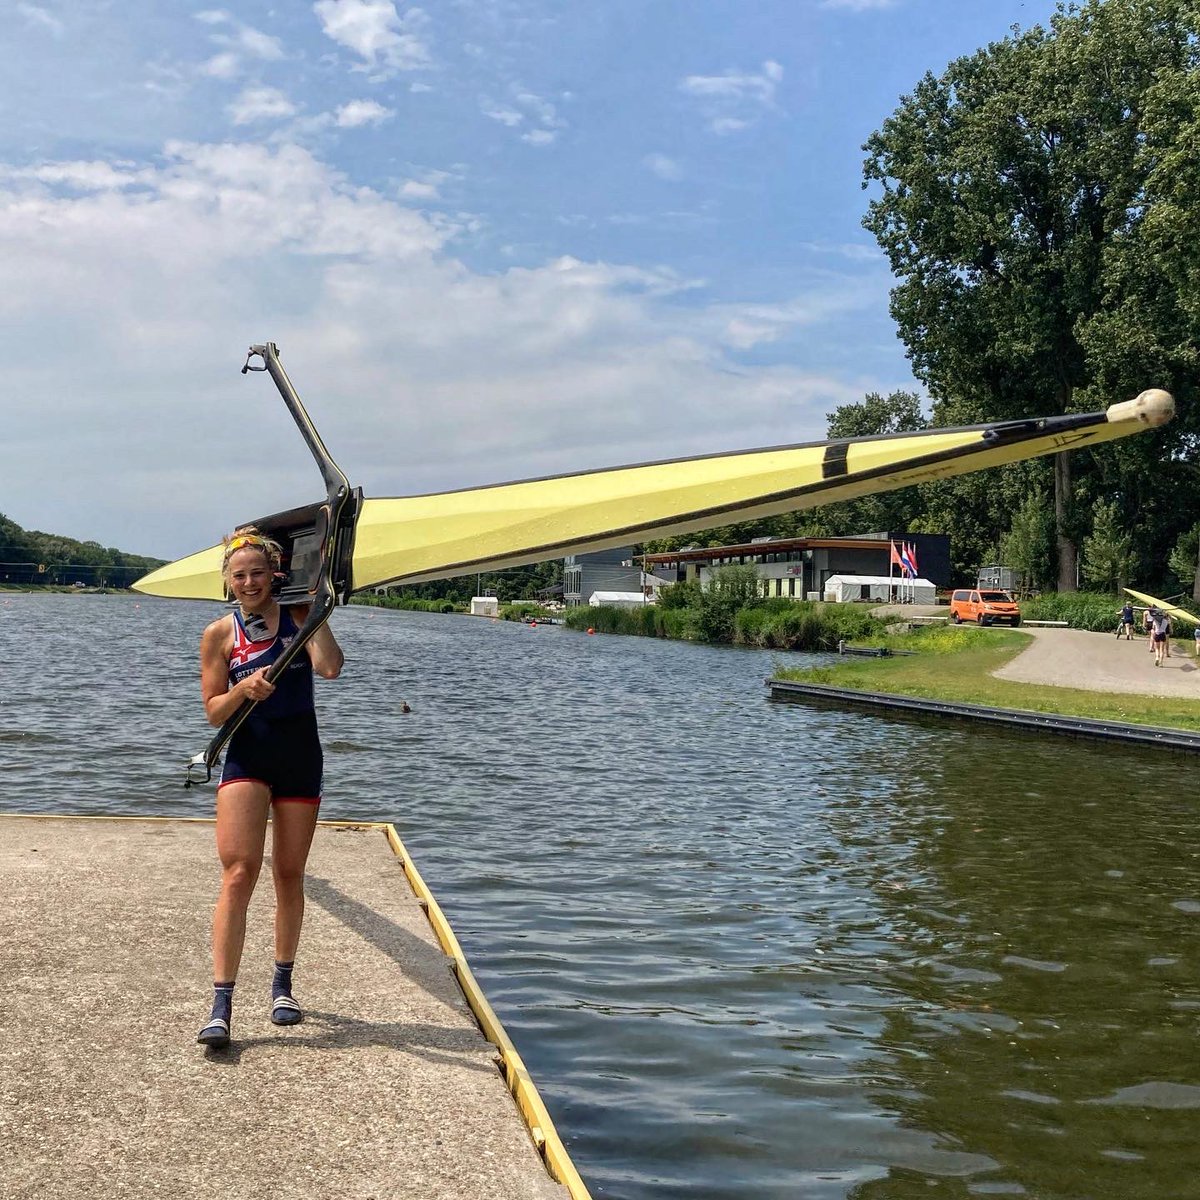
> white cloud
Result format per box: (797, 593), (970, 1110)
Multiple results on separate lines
(482, 106), (523, 127)
(480, 87), (566, 142)
(237, 28), (286, 61)
(17, 3), (64, 36)
(710, 118), (749, 136)
(0, 139), (875, 557)
(680, 60), (783, 134)
(193, 11), (286, 80)
(313, 0), (431, 74)
(800, 240), (883, 263)
(335, 99), (393, 127)
(712, 288), (875, 350)
(228, 87), (298, 125)
(199, 52), (241, 80)
(681, 61), (782, 102)
(1, 161), (147, 191)
(399, 168), (453, 200)
(400, 180), (438, 199)
(644, 154), (682, 181)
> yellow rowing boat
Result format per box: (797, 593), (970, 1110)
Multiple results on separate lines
(132, 357), (1174, 602)
(1123, 587), (1199, 626)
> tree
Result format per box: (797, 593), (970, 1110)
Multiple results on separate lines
(1076, 3), (1200, 591)
(862, 0), (1193, 591)
(999, 488), (1056, 593)
(825, 390), (926, 439)
(1168, 523), (1200, 602)
(1082, 499), (1134, 592)
(696, 565), (762, 643)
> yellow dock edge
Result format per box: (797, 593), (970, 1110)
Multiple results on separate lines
(4, 813), (593, 1200)
(380, 822), (594, 1200)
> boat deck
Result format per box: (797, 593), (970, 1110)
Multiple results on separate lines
(0, 816), (569, 1200)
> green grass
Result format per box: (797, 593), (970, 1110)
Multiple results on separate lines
(775, 625), (1200, 732)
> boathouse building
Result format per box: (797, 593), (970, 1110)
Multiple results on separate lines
(563, 546), (641, 606)
(639, 532), (950, 600)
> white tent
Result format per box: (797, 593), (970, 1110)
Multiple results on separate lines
(588, 590), (646, 608)
(823, 574), (936, 604)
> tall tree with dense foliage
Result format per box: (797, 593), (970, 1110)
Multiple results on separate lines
(862, 0), (1195, 591)
(825, 390), (926, 440)
(1167, 523), (1200, 602)
(999, 488), (1057, 593)
(1083, 498), (1135, 591)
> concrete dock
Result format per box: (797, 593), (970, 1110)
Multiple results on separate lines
(0, 816), (574, 1200)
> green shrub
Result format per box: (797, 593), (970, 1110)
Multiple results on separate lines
(656, 606), (697, 640)
(564, 605), (638, 635)
(500, 602), (556, 622)
(1022, 591), (1126, 632)
(566, 592), (889, 651)
(352, 594), (465, 613)
(734, 601), (889, 651)
(657, 580), (700, 610)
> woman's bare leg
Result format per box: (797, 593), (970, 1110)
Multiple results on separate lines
(270, 801), (320, 963)
(212, 782), (271, 982)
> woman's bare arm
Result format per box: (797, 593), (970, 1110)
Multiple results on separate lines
(291, 605), (345, 679)
(200, 616), (273, 727)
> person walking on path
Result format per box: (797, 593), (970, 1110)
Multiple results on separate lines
(1150, 607), (1172, 668)
(1193, 622), (1200, 660)
(196, 527), (344, 1049)
(1118, 602), (1135, 640)
(1143, 606), (1155, 652)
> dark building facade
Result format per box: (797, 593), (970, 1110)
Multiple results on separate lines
(563, 545), (642, 606)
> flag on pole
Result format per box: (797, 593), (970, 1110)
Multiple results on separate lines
(900, 542), (917, 579)
(890, 540), (904, 570)
(905, 540), (920, 578)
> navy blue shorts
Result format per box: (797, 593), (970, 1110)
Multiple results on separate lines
(218, 712), (323, 805)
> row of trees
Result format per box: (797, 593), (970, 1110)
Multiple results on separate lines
(376, 558), (563, 605)
(860, 0), (1199, 595)
(650, 0), (1199, 599)
(0, 513), (163, 588)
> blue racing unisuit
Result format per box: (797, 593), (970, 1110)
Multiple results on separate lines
(219, 607), (322, 803)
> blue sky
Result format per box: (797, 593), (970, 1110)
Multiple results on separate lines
(0, 0), (1061, 559)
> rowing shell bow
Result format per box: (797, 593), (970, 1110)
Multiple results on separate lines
(133, 343), (1175, 784)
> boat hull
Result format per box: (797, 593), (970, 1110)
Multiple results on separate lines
(133, 389), (1175, 600)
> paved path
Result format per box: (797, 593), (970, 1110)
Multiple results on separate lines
(993, 626), (1200, 698)
(0, 818), (566, 1200)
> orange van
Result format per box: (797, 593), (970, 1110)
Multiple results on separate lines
(950, 588), (1021, 627)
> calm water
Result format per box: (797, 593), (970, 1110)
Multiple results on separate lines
(2, 593), (1198, 1199)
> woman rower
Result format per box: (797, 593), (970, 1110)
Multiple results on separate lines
(196, 528), (344, 1048)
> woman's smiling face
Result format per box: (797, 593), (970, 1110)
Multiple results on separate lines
(226, 547), (274, 611)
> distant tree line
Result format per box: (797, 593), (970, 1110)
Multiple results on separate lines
(374, 558), (563, 605)
(0, 513), (164, 588)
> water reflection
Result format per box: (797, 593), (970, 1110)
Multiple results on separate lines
(1, 594), (1197, 1199)
(834, 735), (1198, 1198)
